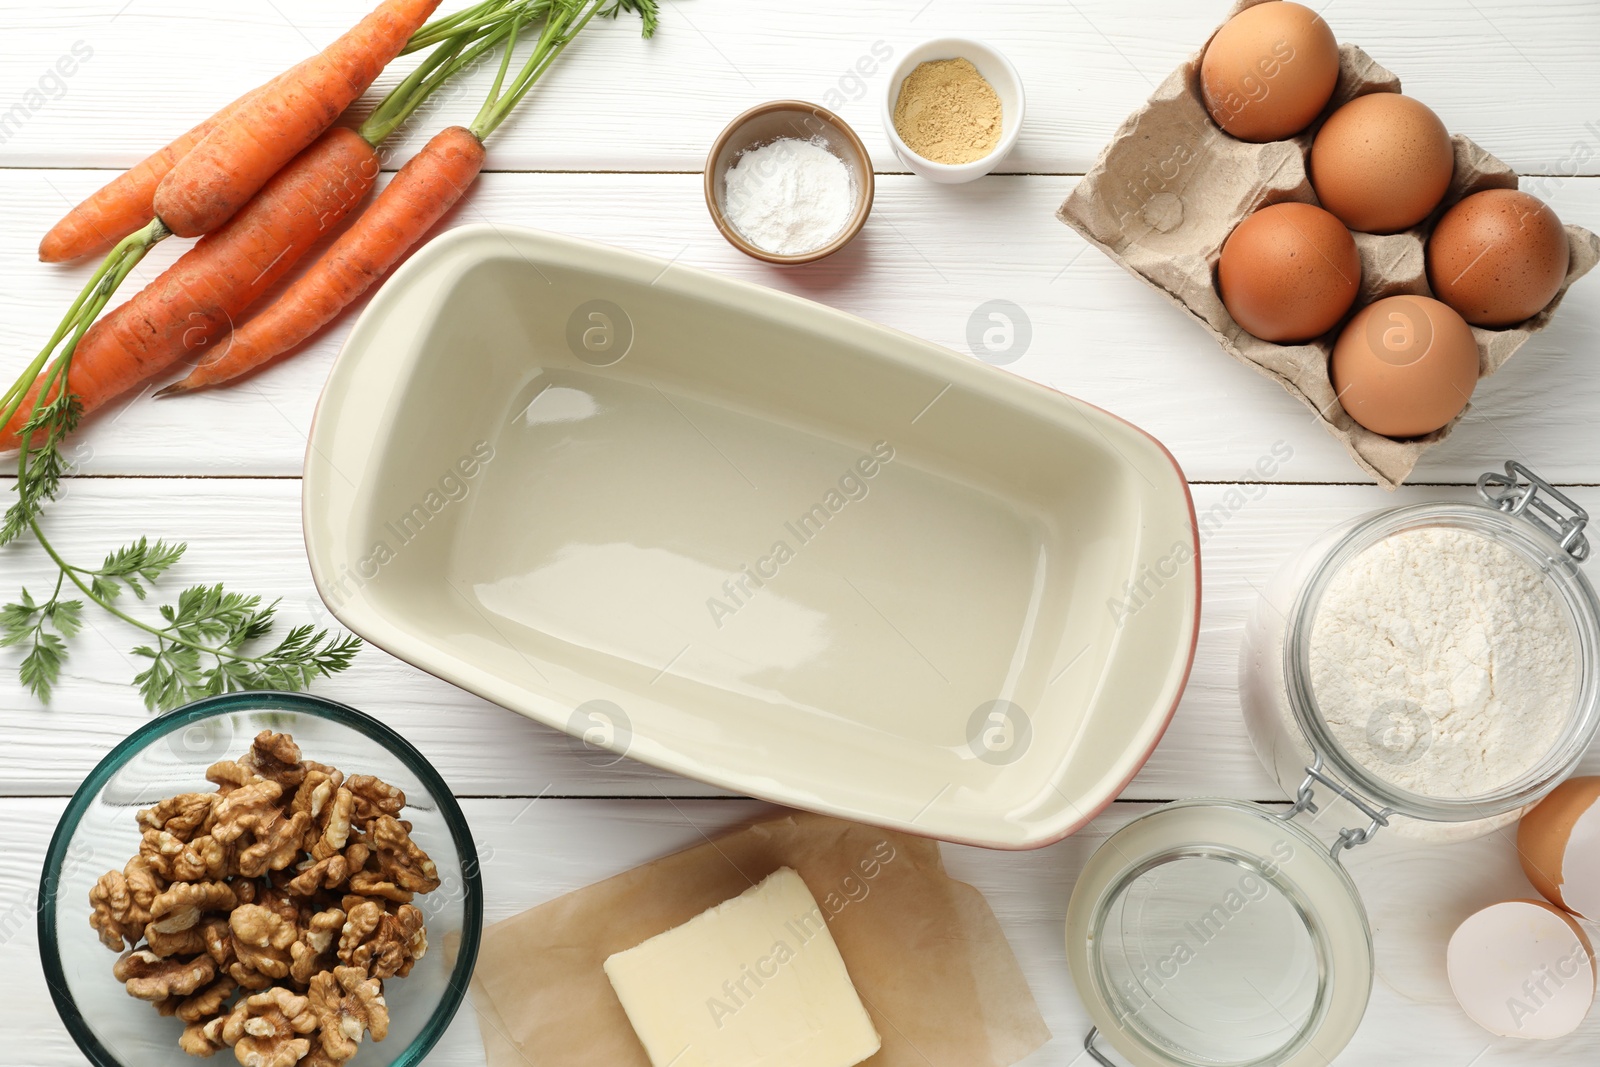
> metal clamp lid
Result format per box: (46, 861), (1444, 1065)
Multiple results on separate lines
(1085, 1028), (1116, 1066)
(1277, 753), (1394, 860)
(1479, 461), (1590, 563)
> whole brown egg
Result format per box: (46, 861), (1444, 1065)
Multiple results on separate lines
(1201, 1), (1341, 142)
(1331, 295), (1479, 437)
(1218, 202), (1361, 342)
(1311, 93), (1455, 233)
(1429, 189), (1570, 327)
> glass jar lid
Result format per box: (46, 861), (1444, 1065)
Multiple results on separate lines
(1066, 800), (1373, 1067)
(1283, 464), (1600, 824)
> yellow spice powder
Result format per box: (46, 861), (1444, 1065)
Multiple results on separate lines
(892, 58), (1003, 165)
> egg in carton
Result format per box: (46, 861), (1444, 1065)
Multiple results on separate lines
(1057, 0), (1599, 489)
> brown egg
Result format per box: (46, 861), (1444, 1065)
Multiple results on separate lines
(1311, 93), (1454, 233)
(1201, 1), (1341, 142)
(1218, 202), (1361, 342)
(1429, 189), (1570, 327)
(1517, 776), (1600, 920)
(1330, 295), (1479, 437)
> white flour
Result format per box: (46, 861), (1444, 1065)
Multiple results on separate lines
(723, 137), (854, 255)
(1310, 527), (1578, 798)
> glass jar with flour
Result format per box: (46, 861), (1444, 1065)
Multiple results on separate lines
(1061, 465), (1597, 1067)
(1240, 462), (1600, 844)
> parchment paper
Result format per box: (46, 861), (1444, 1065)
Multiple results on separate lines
(1057, 0), (1599, 489)
(468, 811), (1051, 1067)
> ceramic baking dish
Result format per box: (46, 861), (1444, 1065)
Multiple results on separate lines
(302, 225), (1200, 849)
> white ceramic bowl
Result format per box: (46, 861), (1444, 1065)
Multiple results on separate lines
(303, 225), (1198, 850)
(881, 37), (1026, 183)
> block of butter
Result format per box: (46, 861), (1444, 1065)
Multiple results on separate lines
(603, 866), (882, 1067)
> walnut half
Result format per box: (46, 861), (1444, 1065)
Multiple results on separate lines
(308, 965), (389, 1062)
(113, 950), (216, 1002)
(338, 901), (427, 980)
(89, 858), (159, 952)
(228, 904), (297, 983)
(222, 987), (319, 1067)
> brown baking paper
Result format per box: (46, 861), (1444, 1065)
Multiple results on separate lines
(1058, 0), (1600, 489)
(468, 811), (1051, 1067)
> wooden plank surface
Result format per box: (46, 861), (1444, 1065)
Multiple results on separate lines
(8, 797), (1600, 1066)
(5, 478), (1598, 799)
(5, 1), (1600, 1063)
(0, 1), (1596, 176)
(1, 170), (1597, 483)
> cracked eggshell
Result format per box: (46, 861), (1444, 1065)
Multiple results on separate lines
(1447, 900), (1596, 1040)
(1518, 776), (1600, 920)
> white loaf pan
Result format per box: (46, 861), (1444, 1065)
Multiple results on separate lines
(302, 225), (1200, 849)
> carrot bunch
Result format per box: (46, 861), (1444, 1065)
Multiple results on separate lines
(0, 0), (630, 709)
(0, 0), (545, 451)
(163, 0), (660, 398)
(36, 0), (524, 264)
(4, 0), (660, 449)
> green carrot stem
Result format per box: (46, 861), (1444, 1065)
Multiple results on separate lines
(404, 0), (526, 53)
(0, 218), (167, 434)
(487, 12), (583, 126)
(470, 1), (588, 139)
(362, 31), (474, 144)
(479, 8), (525, 123)
(27, 515), (275, 665)
(362, 2), (543, 146)
(470, 0), (656, 141)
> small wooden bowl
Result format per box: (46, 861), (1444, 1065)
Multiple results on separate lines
(704, 100), (875, 265)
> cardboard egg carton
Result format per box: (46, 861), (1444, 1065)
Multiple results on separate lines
(1057, 0), (1599, 488)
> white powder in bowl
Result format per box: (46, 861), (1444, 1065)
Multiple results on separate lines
(1310, 526), (1578, 798)
(723, 137), (855, 255)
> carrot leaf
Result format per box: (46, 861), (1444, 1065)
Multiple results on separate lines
(90, 538), (188, 601)
(599, 0), (657, 36)
(1, 389), (80, 547)
(131, 588), (362, 710)
(5, 301), (361, 709)
(4, 227), (361, 709)
(1, 578), (81, 704)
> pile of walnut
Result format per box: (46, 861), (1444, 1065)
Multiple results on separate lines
(87, 731), (441, 1067)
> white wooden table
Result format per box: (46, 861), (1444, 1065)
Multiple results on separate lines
(3, 1), (1598, 1063)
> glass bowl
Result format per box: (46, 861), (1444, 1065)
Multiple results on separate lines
(38, 691), (483, 1067)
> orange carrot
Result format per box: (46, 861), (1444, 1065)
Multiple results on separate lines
(152, 0), (442, 239)
(160, 0), (660, 396)
(37, 72), (291, 264)
(162, 126), (485, 395)
(1, 129), (378, 449)
(38, 0), (518, 260)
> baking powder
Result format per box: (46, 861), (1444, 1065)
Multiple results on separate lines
(723, 137), (854, 255)
(1310, 526), (1578, 798)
